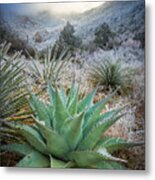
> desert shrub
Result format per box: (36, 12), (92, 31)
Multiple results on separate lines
(56, 21), (82, 53)
(0, 82), (142, 168)
(29, 45), (73, 87)
(133, 32), (145, 48)
(0, 24), (35, 58)
(88, 59), (134, 94)
(94, 22), (116, 50)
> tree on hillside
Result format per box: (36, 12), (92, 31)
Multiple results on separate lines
(133, 31), (145, 49)
(56, 21), (82, 52)
(94, 22), (116, 50)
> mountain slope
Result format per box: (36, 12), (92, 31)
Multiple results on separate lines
(0, 7), (64, 53)
(0, 1), (145, 53)
(74, 0), (144, 44)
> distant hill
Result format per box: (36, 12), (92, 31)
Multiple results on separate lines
(0, 1), (145, 53)
(0, 7), (64, 53)
(74, 0), (144, 44)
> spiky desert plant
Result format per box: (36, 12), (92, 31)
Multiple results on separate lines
(0, 42), (29, 120)
(1, 82), (142, 169)
(89, 59), (134, 94)
(29, 45), (73, 86)
(0, 42), (32, 155)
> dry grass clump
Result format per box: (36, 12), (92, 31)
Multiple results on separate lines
(88, 59), (134, 94)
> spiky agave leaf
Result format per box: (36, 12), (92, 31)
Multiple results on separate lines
(34, 119), (69, 159)
(0, 143), (35, 156)
(94, 137), (143, 153)
(1, 82), (143, 169)
(16, 151), (50, 168)
(29, 94), (52, 127)
(60, 112), (84, 150)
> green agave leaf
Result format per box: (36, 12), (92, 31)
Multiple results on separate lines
(90, 161), (126, 169)
(45, 104), (54, 125)
(85, 106), (126, 134)
(16, 151), (50, 168)
(84, 98), (107, 123)
(68, 82), (80, 116)
(66, 80), (76, 107)
(30, 94), (51, 127)
(54, 88), (69, 130)
(60, 87), (68, 106)
(68, 150), (125, 167)
(22, 128), (47, 154)
(83, 92), (115, 132)
(64, 161), (75, 168)
(60, 112), (84, 150)
(96, 106), (125, 123)
(78, 88), (97, 113)
(0, 143), (34, 156)
(35, 120), (69, 159)
(95, 137), (143, 153)
(50, 155), (67, 168)
(47, 81), (56, 106)
(96, 147), (127, 163)
(95, 111), (117, 125)
(68, 151), (103, 167)
(78, 114), (124, 150)
(15, 124), (47, 154)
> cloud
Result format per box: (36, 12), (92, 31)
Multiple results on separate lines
(39, 2), (104, 15)
(0, 2), (104, 15)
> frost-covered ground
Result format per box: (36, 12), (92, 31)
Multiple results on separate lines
(0, 1), (145, 169)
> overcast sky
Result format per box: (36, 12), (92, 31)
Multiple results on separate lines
(0, 2), (104, 15)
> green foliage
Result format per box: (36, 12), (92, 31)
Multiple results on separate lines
(1, 82), (142, 169)
(94, 22), (116, 50)
(0, 42), (31, 149)
(0, 42), (28, 119)
(89, 59), (134, 94)
(56, 21), (82, 52)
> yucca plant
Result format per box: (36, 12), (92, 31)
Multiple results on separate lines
(88, 59), (134, 94)
(0, 42), (32, 164)
(29, 45), (73, 87)
(0, 42), (29, 120)
(1, 82), (142, 169)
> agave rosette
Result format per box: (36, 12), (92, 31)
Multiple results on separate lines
(1, 82), (141, 169)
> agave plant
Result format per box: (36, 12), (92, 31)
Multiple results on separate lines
(29, 45), (73, 86)
(1, 82), (142, 169)
(88, 59), (134, 94)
